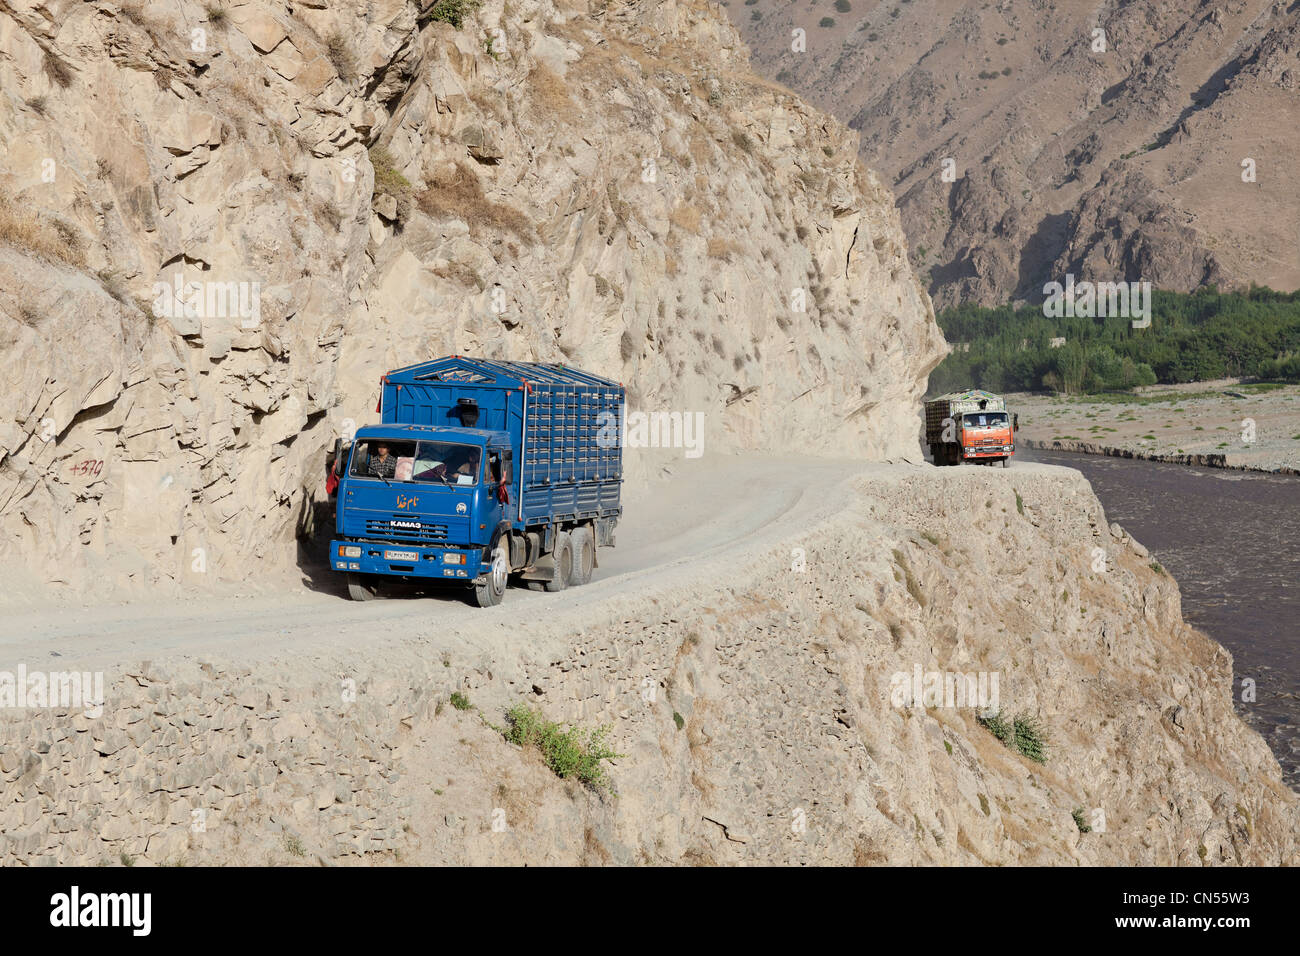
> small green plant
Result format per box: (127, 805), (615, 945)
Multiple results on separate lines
(284, 834), (306, 857)
(424, 0), (481, 28)
(205, 4), (227, 27)
(978, 710), (1047, 763)
(1149, 561), (1165, 575)
(369, 145), (413, 218)
(450, 691), (471, 711)
(672, 711), (684, 731)
(1013, 714), (1048, 763)
(1072, 808), (1091, 833)
(978, 793), (990, 816)
(943, 739), (952, 755)
(119, 851), (136, 867)
(1014, 491), (1024, 515)
(501, 704), (624, 792)
(977, 710), (1013, 745)
(819, 16), (835, 27)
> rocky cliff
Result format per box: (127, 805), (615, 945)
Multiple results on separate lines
(2, 464), (1294, 864)
(0, 0), (945, 602)
(728, 0), (1300, 308)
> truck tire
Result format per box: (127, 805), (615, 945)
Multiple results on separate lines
(472, 544), (508, 607)
(347, 573), (378, 602)
(545, 531), (573, 592)
(569, 526), (595, 586)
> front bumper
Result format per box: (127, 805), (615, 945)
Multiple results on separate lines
(329, 539), (488, 581)
(963, 444), (1014, 458)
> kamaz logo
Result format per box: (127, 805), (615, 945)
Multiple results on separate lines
(456, 502), (467, 514)
(391, 520), (421, 529)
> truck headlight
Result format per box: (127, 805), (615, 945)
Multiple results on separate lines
(444, 554), (465, 565)
(338, 545), (362, 558)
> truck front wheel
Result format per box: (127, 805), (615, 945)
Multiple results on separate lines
(347, 573), (379, 602)
(569, 526), (595, 586)
(472, 545), (509, 607)
(545, 532), (573, 592)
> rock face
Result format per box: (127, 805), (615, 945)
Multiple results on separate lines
(0, 0), (945, 602)
(728, 0), (1300, 308)
(1, 466), (1293, 865)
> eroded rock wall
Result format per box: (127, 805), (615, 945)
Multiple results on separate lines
(0, 0), (945, 602)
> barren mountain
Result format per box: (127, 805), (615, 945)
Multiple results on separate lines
(727, 0), (1300, 308)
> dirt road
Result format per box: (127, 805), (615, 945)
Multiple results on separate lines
(0, 454), (886, 671)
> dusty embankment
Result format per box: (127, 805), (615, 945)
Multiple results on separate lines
(1, 458), (1293, 865)
(1013, 382), (1300, 474)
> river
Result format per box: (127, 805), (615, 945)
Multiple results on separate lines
(1020, 447), (1300, 790)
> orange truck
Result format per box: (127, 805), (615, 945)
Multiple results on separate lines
(925, 389), (1018, 467)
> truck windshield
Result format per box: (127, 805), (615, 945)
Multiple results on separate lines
(349, 440), (481, 485)
(963, 412), (1009, 429)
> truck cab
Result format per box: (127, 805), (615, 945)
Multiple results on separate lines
(330, 424), (514, 602)
(959, 409), (1015, 463)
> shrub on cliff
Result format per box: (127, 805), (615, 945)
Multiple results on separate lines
(423, 0), (481, 29)
(978, 710), (1048, 763)
(500, 704), (623, 792)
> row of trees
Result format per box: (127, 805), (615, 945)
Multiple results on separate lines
(929, 286), (1300, 395)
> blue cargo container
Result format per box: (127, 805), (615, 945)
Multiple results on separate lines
(329, 356), (624, 606)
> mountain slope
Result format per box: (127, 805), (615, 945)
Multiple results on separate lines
(727, 0), (1300, 308)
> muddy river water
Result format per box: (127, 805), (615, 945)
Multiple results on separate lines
(1021, 447), (1300, 790)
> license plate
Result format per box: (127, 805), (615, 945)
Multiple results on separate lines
(384, 550), (419, 561)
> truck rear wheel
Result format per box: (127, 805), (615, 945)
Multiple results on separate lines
(569, 526), (595, 586)
(472, 544), (508, 607)
(347, 573), (379, 602)
(545, 532), (573, 592)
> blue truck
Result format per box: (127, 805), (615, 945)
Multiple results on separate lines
(328, 356), (624, 607)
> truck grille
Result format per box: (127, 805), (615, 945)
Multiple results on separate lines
(364, 518), (449, 545)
